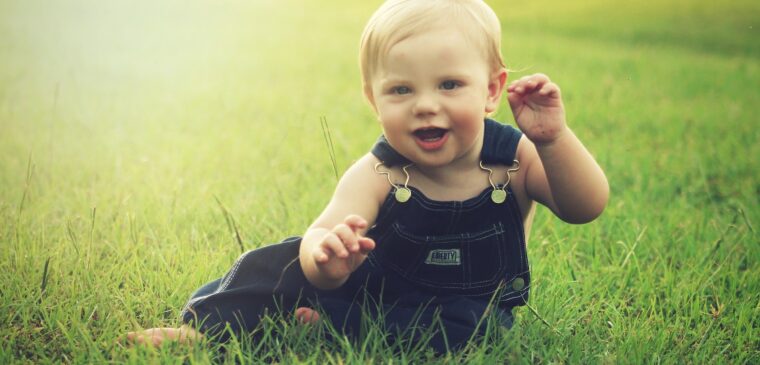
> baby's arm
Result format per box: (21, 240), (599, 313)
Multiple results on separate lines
(299, 153), (388, 289)
(508, 74), (609, 223)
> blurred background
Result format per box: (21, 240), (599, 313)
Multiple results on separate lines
(2, 0), (756, 224)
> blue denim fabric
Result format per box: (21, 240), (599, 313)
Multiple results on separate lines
(181, 119), (528, 353)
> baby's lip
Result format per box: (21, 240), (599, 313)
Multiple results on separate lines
(412, 127), (449, 151)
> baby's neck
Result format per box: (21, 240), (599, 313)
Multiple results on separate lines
(410, 167), (492, 201)
(413, 159), (479, 183)
(408, 155), (492, 201)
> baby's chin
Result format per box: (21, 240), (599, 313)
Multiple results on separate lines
(402, 152), (466, 169)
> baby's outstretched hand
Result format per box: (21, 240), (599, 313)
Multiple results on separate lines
(507, 73), (568, 145)
(311, 215), (375, 283)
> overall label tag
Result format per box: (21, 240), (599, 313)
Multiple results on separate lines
(424, 249), (461, 266)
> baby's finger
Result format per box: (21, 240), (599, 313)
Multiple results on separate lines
(511, 80), (534, 94)
(508, 76), (528, 89)
(538, 83), (561, 97)
(357, 237), (376, 255)
(507, 89), (524, 113)
(510, 74), (551, 93)
(333, 223), (359, 253)
(523, 79), (539, 92)
(524, 75), (551, 93)
(343, 214), (368, 232)
(312, 246), (330, 263)
(507, 79), (524, 92)
(320, 232), (349, 259)
(528, 73), (550, 85)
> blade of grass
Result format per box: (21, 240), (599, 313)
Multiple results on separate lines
(320, 116), (339, 182)
(214, 195), (245, 253)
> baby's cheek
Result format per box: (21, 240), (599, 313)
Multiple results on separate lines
(449, 103), (485, 128)
(378, 109), (408, 128)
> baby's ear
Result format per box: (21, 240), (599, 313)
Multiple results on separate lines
(485, 69), (507, 113)
(363, 84), (378, 114)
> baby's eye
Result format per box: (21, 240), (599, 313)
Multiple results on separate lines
(440, 80), (460, 90)
(391, 86), (411, 95)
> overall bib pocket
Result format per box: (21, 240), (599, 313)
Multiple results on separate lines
(372, 222), (509, 293)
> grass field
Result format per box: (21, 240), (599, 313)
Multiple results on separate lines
(1, 0), (758, 363)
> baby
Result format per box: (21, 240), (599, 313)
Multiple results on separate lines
(127, 0), (608, 352)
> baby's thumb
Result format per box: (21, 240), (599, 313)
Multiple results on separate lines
(506, 90), (523, 114)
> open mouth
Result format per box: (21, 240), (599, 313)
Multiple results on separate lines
(413, 127), (448, 141)
(412, 127), (449, 150)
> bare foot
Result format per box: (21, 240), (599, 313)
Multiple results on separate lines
(294, 307), (320, 324)
(125, 309), (318, 346)
(124, 325), (202, 347)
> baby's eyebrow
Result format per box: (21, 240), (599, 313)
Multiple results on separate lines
(378, 77), (409, 86)
(437, 73), (473, 81)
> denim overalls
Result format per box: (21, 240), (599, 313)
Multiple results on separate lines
(182, 119), (530, 352)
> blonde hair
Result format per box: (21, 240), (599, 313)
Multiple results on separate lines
(359, 0), (505, 89)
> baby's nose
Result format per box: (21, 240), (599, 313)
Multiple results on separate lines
(412, 92), (441, 117)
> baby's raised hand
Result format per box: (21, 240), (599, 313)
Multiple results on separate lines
(311, 215), (375, 283)
(507, 73), (568, 145)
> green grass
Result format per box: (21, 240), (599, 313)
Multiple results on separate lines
(1, 0), (758, 363)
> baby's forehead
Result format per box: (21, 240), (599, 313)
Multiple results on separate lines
(360, 1), (504, 87)
(389, 18), (486, 47)
(375, 29), (491, 68)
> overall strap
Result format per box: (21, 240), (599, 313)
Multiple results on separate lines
(370, 118), (523, 167)
(370, 135), (410, 167)
(481, 118), (522, 165)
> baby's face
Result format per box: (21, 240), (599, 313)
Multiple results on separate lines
(367, 28), (502, 168)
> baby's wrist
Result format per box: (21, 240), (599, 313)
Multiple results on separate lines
(531, 125), (571, 148)
(314, 268), (349, 290)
